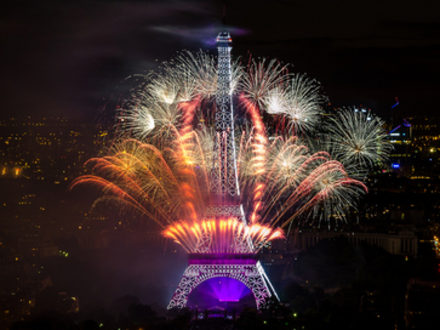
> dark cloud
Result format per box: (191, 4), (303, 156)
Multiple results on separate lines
(0, 1), (222, 120)
(150, 25), (249, 46)
(1, 0), (439, 120)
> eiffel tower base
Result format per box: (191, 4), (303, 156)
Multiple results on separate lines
(167, 254), (278, 309)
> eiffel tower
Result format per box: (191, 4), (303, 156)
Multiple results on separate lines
(167, 32), (278, 310)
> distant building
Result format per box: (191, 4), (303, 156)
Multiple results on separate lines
(269, 230), (418, 257)
(388, 115), (440, 177)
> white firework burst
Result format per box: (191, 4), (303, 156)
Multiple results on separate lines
(118, 106), (155, 139)
(170, 50), (243, 98)
(263, 74), (325, 134)
(239, 58), (290, 107)
(324, 107), (392, 177)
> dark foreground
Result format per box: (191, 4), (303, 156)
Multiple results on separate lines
(7, 238), (440, 330)
(9, 296), (440, 330)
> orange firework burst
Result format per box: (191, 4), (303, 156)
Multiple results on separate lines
(162, 218), (283, 254)
(71, 131), (211, 227)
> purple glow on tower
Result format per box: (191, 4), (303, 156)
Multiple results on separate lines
(211, 277), (249, 302)
(188, 253), (257, 265)
(187, 277), (255, 310)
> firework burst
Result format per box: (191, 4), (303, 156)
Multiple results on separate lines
(71, 131), (211, 226)
(73, 46), (390, 253)
(322, 107), (392, 178)
(238, 134), (367, 227)
(264, 74), (326, 134)
(238, 58), (289, 108)
(119, 51), (243, 140)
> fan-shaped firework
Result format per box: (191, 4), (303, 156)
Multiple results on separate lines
(119, 51), (243, 140)
(71, 136), (209, 225)
(264, 74), (326, 134)
(73, 49), (390, 253)
(238, 134), (367, 227)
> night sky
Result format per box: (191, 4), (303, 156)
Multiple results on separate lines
(1, 0), (439, 121)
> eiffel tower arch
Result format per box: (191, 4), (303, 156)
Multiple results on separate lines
(168, 255), (277, 309)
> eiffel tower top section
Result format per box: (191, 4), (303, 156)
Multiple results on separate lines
(215, 32), (234, 132)
(210, 32), (241, 203)
(216, 32), (232, 48)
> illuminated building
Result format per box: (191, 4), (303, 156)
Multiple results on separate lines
(284, 230), (418, 257)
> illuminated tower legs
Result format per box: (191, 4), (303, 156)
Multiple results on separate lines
(168, 259), (275, 309)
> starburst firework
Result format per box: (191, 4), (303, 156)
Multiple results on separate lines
(322, 107), (392, 178)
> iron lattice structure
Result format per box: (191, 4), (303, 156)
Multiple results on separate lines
(167, 259), (276, 309)
(168, 32), (277, 310)
(211, 32), (240, 199)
